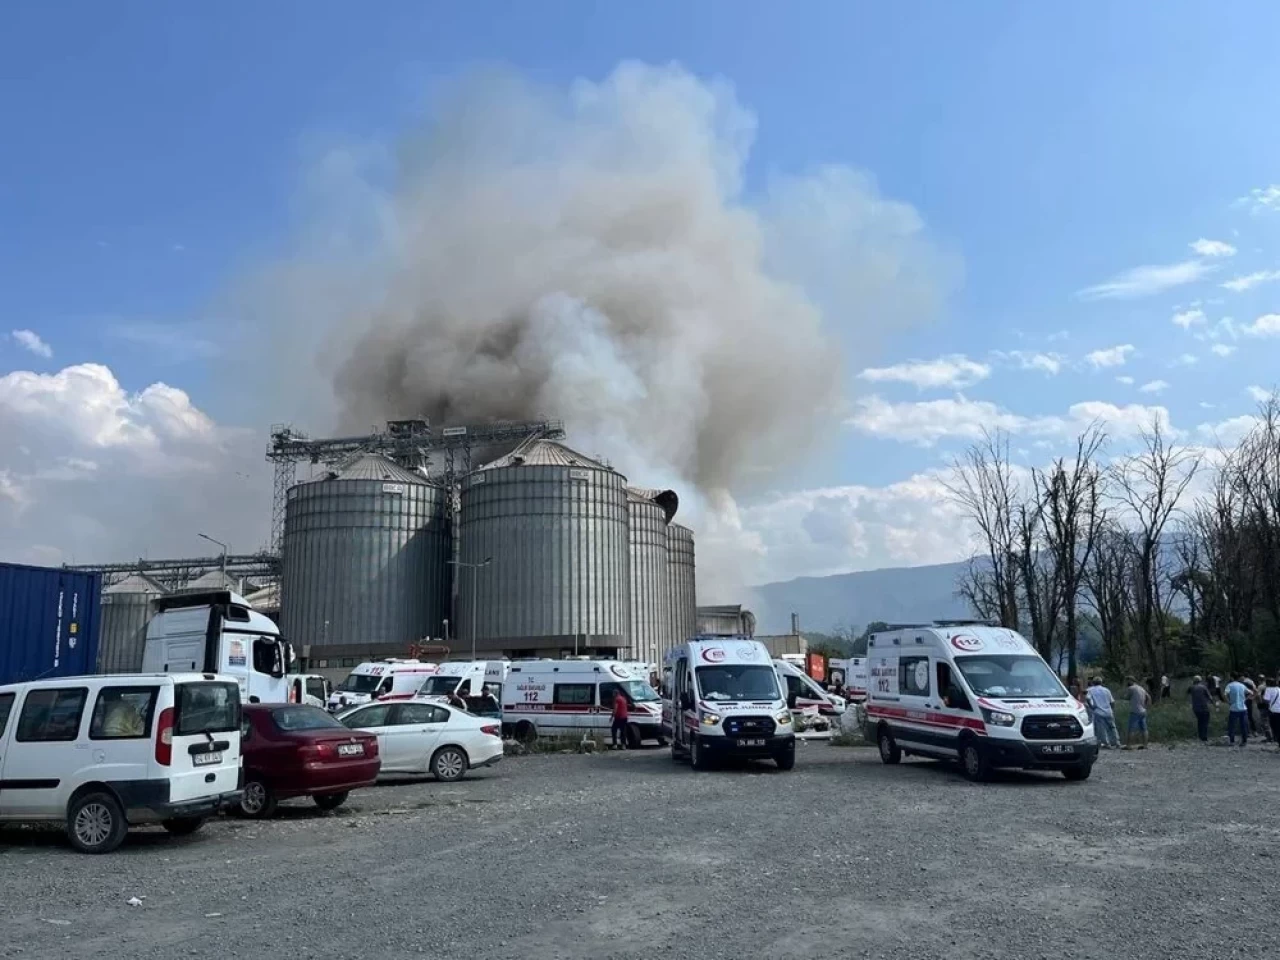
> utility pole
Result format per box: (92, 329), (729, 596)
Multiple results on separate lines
(448, 558), (491, 660)
(198, 533), (228, 579)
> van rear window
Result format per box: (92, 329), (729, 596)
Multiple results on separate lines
(175, 682), (240, 736)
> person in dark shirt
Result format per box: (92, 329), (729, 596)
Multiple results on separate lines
(1188, 676), (1214, 743)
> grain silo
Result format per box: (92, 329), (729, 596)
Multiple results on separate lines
(627, 487), (677, 665)
(280, 454), (450, 649)
(667, 522), (697, 645)
(458, 440), (629, 658)
(98, 573), (167, 673)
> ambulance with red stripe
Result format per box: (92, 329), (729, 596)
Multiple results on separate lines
(863, 622), (1097, 782)
(773, 658), (845, 731)
(500, 660), (664, 747)
(828, 657), (868, 702)
(325, 659), (440, 713)
(664, 638), (795, 771)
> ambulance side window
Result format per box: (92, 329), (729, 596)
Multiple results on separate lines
(898, 656), (931, 698)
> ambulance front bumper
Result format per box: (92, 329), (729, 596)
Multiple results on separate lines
(697, 732), (795, 759)
(979, 735), (1099, 770)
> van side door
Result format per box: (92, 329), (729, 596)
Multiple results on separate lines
(891, 654), (945, 756)
(673, 657), (691, 749)
(0, 684), (90, 818)
(0, 690), (17, 815)
(931, 659), (977, 758)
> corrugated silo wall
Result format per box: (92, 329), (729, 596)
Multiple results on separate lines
(281, 477), (450, 646)
(667, 523), (697, 645)
(459, 464), (629, 654)
(628, 496), (670, 665)
(97, 594), (153, 673)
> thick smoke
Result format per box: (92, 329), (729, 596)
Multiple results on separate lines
(253, 62), (957, 599)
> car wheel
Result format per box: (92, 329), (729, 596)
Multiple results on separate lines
(877, 726), (902, 765)
(775, 745), (796, 771)
(625, 724), (643, 749)
(432, 746), (469, 782)
(67, 791), (127, 854)
(161, 817), (205, 837)
(313, 792), (349, 811)
(1062, 764), (1093, 782)
(690, 736), (710, 771)
(960, 739), (990, 782)
(238, 777), (278, 819)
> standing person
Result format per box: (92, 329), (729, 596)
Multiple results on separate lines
(1087, 677), (1120, 749)
(1161, 674), (1172, 700)
(1124, 676), (1151, 749)
(1225, 673), (1250, 747)
(1259, 677), (1274, 743)
(1210, 675), (1223, 702)
(1189, 676), (1214, 744)
(1243, 676), (1260, 737)
(610, 687), (631, 750)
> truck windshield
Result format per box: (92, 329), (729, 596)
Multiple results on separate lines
(621, 680), (659, 702)
(695, 665), (780, 702)
(419, 676), (462, 696)
(956, 656), (1066, 698)
(336, 674), (383, 694)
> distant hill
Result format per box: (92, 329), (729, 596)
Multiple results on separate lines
(751, 560), (971, 635)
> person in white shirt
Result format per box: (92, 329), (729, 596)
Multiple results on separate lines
(1086, 677), (1120, 749)
(1263, 677), (1280, 748)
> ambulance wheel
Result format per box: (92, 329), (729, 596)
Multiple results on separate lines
(774, 744), (796, 771)
(1062, 764), (1093, 782)
(656, 735), (668, 747)
(691, 737), (711, 771)
(959, 739), (990, 782)
(877, 726), (901, 765)
(514, 721), (537, 744)
(625, 724), (642, 750)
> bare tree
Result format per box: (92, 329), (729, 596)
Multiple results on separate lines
(1082, 523), (1135, 672)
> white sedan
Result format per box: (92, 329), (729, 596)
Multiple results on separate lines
(336, 699), (503, 782)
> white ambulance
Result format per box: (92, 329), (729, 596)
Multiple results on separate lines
(500, 660), (664, 747)
(862, 623), (1097, 782)
(664, 638), (795, 771)
(143, 590), (294, 705)
(325, 659), (439, 713)
(828, 657), (869, 702)
(415, 661), (509, 709)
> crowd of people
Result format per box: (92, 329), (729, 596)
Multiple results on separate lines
(1074, 672), (1280, 749)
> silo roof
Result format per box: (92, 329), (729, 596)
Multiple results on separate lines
(627, 485), (679, 522)
(480, 439), (612, 472)
(104, 573), (168, 595)
(334, 455), (427, 484)
(183, 570), (243, 592)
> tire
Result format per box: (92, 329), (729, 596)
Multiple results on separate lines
(514, 721), (537, 744)
(625, 724), (642, 750)
(432, 746), (469, 782)
(775, 745), (796, 771)
(690, 736), (710, 771)
(238, 777), (278, 819)
(313, 792), (349, 811)
(960, 739), (990, 782)
(67, 791), (128, 854)
(161, 817), (205, 837)
(877, 726), (902, 765)
(1062, 764), (1093, 782)
(656, 735), (668, 748)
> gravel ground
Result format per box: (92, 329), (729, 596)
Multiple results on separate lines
(1, 740), (1274, 960)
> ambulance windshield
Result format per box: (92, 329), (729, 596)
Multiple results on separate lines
(336, 674), (383, 694)
(955, 655), (1065, 698)
(696, 665), (780, 702)
(621, 680), (660, 702)
(419, 676), (462, 696)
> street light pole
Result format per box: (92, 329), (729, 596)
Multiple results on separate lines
(198, 533), (228, 578)
(449, 557), (491, 660)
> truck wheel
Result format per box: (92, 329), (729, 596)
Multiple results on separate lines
(877, 726), (902, 765)
(238, 777), (278, 819)
(960, 739), (990, 782)
(691, 736), (710, 771)
(1062, 764), (1093, 782)
(313, 792), (349, 811)
(775, 744), (796, 771)
(625, 724), (642, 750)
(161, 817), (205, 837)
(67, 791), (128, 854)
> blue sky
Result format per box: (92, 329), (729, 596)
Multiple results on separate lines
(3, 3), (1279, 581)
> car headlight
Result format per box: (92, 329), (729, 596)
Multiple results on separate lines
(981, 707), (1016, 727)
(775, 710), (792, 724)
(699, 710), (722, 726)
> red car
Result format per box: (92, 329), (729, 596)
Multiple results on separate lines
(237, 704), (380, 818)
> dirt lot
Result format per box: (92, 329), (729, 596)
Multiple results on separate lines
(1, 741), (1274, 960)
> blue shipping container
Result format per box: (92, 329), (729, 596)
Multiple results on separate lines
(0, 562), (102, 685)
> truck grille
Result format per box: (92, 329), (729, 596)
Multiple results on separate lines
(1021, 715), (1084, 740)
(723, 716), (776, 737)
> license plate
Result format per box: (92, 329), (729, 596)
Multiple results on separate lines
(1042, 744), (1075, 755)
(338, 743), (364, 757)
(193, 751), (222, 766)
(737, 738), (766, 747)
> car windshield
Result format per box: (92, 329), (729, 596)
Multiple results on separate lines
(336, 673), (382, 694)
(695, 665), (780, 702)
(419, 676), (461, 696)
(956, 655), (1066, 698)
(621, 680), (659, 702)
(270, 706), (346, 732)
(175, 682), (240, 736)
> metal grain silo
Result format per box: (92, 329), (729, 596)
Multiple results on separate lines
(281, 455), (450, 647)
(627, 487), (677, 665)
(667, 522), (697, 645)
(459, 440), (629, 656)
(98, 573), (167, 673)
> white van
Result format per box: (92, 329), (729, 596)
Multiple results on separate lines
(501, 660), (664, 747)
(0, 673), (243, 853)
(287, 673), (331, 708)
(774, 658), (845, 732)
(663, 638), (795, 771)
(863, 623), (1098, 781)
(143, 590), (293, 705)
(326, 659), (439, 713)
(828, 657), (869, 702)
(416, 660), (509, 704)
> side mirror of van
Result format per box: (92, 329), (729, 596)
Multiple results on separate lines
(679, 692), (693, 711)
(787, 694), (797, 710)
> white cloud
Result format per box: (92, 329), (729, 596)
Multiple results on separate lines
(1243, 314), (1280, 337)
(1239, 185), (1280, 215)
(1171, 308), (1206, 329)
(10, 329), (52, 359)
(1191, 238), (1236, 258)
(0, 362), (266, 564)
(1247, 385), (1273, 403)
(991, 350), (1065, 375)
(1077, 260), (1215, 300)
(1221, 269), (1280, 293)
(858, 354), (990, 390)
(1139, 379), (1170, 394)
(1086, 344), (1135, 368)
(1174, 353), (1199, 366)
(1211, 343), (1236, 357)
(1197, 415), (1259, 446)
(1116, 375), (1135, 385)
(1200, 401), (1216, 410)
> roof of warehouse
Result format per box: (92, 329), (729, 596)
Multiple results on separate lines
(333, 454), (427, 484)
(480, 439), (613, 472)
